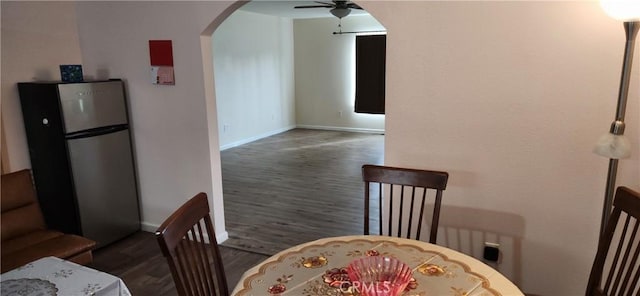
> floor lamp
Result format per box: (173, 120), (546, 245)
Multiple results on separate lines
(593, 0), (640, 236)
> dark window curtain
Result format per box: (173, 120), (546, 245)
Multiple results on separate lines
(355, 35), (386, 114)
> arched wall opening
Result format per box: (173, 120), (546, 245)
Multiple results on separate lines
(200, 1), (387, 245)
(198, 1), (249, 243)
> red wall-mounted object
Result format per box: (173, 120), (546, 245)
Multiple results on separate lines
(149, 40), (173, 66)
(149, 40), (174, 85)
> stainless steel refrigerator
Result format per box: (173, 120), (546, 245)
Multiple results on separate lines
(18, 80), (140, 247)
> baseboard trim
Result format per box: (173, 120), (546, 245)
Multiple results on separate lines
(140, 221), (158, 233)
(216, 230), (229, 243)
(219, 125), (384, 151)
(296, 125), (385, 134)
(219, 125), (296, 151)
(140, 221), (229, 243)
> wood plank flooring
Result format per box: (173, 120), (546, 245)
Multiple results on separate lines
(90, 129), (384, 294)
(221, 128), (384, 255)
(90, 231), (268, 295)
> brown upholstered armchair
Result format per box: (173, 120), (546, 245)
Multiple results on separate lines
(1, 169), (96, 273)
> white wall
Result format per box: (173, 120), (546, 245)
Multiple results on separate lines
(213, 10), (295, 150)
(294, 15), (385, 133)
(214, 12), (385, 147)
(1, 1), (83, 172)
(73, 1), (235, 241)
(365, 1), (639, 295)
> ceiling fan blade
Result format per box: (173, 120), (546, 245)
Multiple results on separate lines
(314, 1), (335, 5)
(347, 3), (363, 9)
(294, 5), (333, 8)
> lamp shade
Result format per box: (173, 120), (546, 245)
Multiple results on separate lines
(601, 0), (640, 21)
(594, 133), (632, 159)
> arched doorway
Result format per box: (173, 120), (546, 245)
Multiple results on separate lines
(200, 1), (387, 251)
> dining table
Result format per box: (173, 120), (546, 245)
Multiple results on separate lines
(0, 256), (131, 296)
(232, 235), (524, 296)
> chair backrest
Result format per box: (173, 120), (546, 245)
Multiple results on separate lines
(362, 164), (449, 243)
(155, 193), (229, 296)
(586, 186), (640, 296)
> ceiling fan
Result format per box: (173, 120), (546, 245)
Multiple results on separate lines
(294, 0), (363, 19)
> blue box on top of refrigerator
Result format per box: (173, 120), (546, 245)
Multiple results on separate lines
(18, 79), (140, 248)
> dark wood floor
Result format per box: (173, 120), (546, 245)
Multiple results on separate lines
(90, 231), (268, 295)
(221, 128), (384, 255)
(91, 129), (384, 295)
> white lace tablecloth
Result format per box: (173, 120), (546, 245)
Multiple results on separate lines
(1, 256), (131, 296)
(233, 235), (524, 296)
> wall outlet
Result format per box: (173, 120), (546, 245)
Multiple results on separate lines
(223, 124), (229, 133)
(483, 242), (500, 262)
(338, 110), (343, 118)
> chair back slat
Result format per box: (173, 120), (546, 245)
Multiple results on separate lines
(195, 221), (216, 294)
(431, 190), (444, 243)
(362, 164), (449, 243)
(192, 223), (208, 293)
(398, 185), (404, 237)
(190, 225), (209, 296)
(612, 220), (638, 294)
(416, 189), (427, 241)
(406, 187), (417, 239)
(181, 235), (199, 295)
(389, 184), (394, 237)
(603, 215), (629, 293)
(620, 227), (640, 295)
(628, 261), (640, 296)
(378, 183), (383, 235)
(587, 187), (640, 296)
(156, 193), (229, 296)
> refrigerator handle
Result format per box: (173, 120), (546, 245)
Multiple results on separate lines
(65, 124), (129, 140)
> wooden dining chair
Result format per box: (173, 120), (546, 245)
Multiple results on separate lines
(586, 186), (640, 296)
(362, 164), (449, 243)
(155, 192), (229, 296)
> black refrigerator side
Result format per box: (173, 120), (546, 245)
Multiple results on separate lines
(17, 83), (81, 235)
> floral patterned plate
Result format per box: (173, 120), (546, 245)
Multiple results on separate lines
(1, 278), (58, 296)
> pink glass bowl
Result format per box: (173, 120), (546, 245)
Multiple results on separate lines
(347, 256), (413, 296)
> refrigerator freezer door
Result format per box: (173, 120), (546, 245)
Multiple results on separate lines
(66, 129), (140, 246)
(58, 81), (128, 134)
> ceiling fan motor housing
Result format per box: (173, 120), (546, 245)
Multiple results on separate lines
(331, 7), (351, 18)
(294, 0), (363, 19)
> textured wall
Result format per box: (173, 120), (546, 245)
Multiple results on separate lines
(1, 1), (83, 171)
(213, 10), (296, 150)
(366, 1), (639, 295)
(294, 15), (386, 132)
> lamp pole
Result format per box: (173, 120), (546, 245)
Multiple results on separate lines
(599, 21), (639, 236)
